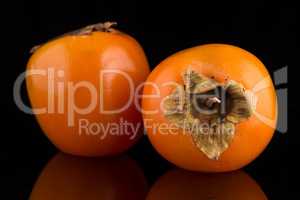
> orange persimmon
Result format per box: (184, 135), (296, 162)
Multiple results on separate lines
(146, 169), (267, 200)
(26, 22), (150, 156)
(142, 44), (277, 172)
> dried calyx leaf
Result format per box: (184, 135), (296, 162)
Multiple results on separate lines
(163, 69), (253, 160)
(67, 21), (117, 35)
(30, 21), (117, 53)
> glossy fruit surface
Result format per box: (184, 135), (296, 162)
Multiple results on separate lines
(27, 23), (150, 156)
(142, 44), (277, 172)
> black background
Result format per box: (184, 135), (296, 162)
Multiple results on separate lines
(3, 0), (294, 199)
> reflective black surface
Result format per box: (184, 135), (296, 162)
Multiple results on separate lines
(7, 135), (288, 199)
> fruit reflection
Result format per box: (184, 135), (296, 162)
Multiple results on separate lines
(30, 153), (147, 200)
(146, 169), (267, 200)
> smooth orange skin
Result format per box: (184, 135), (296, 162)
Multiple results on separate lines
(146, 169), (267, 200)
(30, 153), (148, 200)
(27, 31), (150, 156)
(142, 44), (277, 172)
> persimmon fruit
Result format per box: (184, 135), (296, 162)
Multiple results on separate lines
(142, 44), (277, 172)
(26, 22), (150, 156)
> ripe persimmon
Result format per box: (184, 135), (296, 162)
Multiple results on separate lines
(146, 169), (267, 200)
(142, 44), (277, 172)
(26, 22), (150, 156)
(30, 153), (148, 200)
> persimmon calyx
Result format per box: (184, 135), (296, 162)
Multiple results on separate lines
(70, 21), (117, 35)
(30, 21), (117, 53)
(163, 69), (253, 160)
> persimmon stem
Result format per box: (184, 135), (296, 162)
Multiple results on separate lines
(205, 97), (221, 108)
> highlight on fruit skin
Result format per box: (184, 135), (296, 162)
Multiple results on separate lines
(26, 22), (150, 156)
(146, 169), (268, 200)
(29, 153), (148, 200)
(142, 44), (277, 172)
